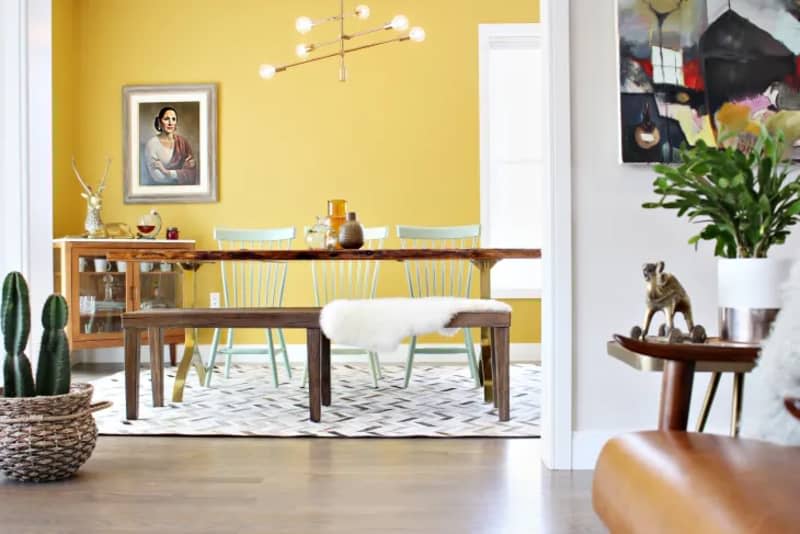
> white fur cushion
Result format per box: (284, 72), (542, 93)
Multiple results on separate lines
(319, 297), (511, 353)
(740, 261), (800, 445)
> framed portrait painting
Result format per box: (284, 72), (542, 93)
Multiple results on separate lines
(123, 83), (217, 203)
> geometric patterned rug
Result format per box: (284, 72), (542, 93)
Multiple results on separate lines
(90, 364), (540, 437)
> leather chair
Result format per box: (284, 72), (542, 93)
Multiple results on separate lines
(593, 398), (800, 534)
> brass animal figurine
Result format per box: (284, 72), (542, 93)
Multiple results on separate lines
(72, 156), (110, 238)
(631, 261), (702, 342)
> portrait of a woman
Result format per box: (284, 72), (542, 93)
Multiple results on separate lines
(124, 83), (217, 203)
(142, 106), (199, 185)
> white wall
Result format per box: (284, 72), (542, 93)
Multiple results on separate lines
(569, 0), (800, 468)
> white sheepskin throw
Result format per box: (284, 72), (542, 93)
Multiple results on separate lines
(319, 297), (511, 353)
(740, 260), (800, 445)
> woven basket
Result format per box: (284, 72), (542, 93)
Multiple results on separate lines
(0, 383), (111, 482)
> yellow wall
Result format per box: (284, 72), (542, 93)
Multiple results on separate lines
(53, 0), (84, 236)
(53, 0), (541, 344)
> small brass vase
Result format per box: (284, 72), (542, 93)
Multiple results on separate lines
(338, 212), (364, 249)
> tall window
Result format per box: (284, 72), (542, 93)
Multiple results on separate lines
(479, 24), (542, 298)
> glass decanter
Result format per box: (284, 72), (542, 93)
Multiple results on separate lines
(136, 209), (162, 239)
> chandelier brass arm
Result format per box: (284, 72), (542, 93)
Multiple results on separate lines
(273, 35), (413, 74)
(259, 2), (425, 82)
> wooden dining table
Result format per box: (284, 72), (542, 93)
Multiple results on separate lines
(108, 248), (541, 403)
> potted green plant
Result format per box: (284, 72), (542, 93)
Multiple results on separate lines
(0, 271), (110, 482)
(643, 121), (800, 343)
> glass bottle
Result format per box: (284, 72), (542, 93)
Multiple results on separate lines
(306, 216), (330, 250)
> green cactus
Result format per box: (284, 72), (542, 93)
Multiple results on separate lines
(1, 272), (35, 397)
(35, 295), (71, 396)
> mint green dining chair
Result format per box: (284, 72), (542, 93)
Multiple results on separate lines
(397, 224), (481, 388)
(205, 227), (295, 387)
(302, 226), (389, 388)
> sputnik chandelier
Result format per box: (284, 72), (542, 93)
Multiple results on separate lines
(259, 1), (425, 82)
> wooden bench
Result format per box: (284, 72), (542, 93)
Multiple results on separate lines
(437, 310), (512, 420)
(122, 308), (329, 422)
(122, 308), (512, 423)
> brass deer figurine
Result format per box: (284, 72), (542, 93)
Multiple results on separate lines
(72, 156), (110, 238)
(631, 261), (705, 343)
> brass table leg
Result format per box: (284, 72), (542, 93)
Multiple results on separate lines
(731, 372), (745, 437)
(695, 372), (721, 432)
(471, 259), (498, 403)
(172, 264), (207, 403)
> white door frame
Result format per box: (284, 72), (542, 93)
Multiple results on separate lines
(541, 0), (574, 469)
(6, 0), (575, 468)
(0, 0), (54, 364)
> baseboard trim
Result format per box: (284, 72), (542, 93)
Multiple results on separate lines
(572, 430), (626, 470)
(75, 342), (541, 365)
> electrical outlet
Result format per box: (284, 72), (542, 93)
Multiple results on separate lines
(209, 292), (220, 308)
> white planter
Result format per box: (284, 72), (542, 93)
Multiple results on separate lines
(718, 257), (793, 343)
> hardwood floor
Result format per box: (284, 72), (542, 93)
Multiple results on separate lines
(0, 437), (602, 533)
(0, 364), (604, 533)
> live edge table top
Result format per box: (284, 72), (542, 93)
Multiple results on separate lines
(106, 248), (541, 262)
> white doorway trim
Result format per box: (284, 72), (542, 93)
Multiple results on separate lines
(541, 0), (574, 469)
(0, 0), (54, 364)
(478, 23), (543, 300)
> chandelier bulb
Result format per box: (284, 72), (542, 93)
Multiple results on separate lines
(409, 26), (426, 43)
(259, 64), (277, 79)
(354, 4), (370, 20)
(389, 14), (409, 31)
(296, 43), (312, 58)
(296, 16), (313, 34)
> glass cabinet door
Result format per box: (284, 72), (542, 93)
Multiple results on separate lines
(138, 262), (182, 310)
(77, 255), (127, 336)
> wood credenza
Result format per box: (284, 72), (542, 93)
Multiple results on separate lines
(53, 238), (195, 356)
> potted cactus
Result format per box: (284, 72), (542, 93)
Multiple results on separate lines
(0, 271), (110, 482)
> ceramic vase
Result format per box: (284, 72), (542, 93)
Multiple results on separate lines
(718, 257), (793, 343)
(338, 212), (364, 249)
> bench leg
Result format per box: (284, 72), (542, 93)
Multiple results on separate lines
(169, 343), (177, 366)
(125, 327), (142, 420)
(148, 327), (165, 408)
(490, 327), (498, 408)
(307, 328), (322, 423)
(322, 333), (331, 407)
(492, 326), (510, 422)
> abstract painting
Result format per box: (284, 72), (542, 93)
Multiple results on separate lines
(617, 0), (800, 163)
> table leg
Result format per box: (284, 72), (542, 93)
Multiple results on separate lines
(731, 372), (745, 437)
(124, 327), (141, 420)
(695, 372), (721, 432)
(307, 328), (322, 422)
(658, 360), (696, 431)
(472, 258), (499, 404)
(148, 327), (165, 407)
(321, 333), (331, 407)
(172, 329), (206, 402)
(492, 326), (510, 421)
(172, 266), (206, 402)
